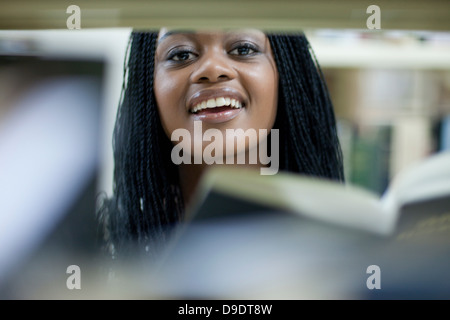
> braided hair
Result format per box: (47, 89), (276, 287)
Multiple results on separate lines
(268, 34), (344, 180)
(97, 31), (344, 260)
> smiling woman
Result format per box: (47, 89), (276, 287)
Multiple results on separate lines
(154, 29), (278, 133)
(97, 28), (345, 261)
(155, 29), (280, 187)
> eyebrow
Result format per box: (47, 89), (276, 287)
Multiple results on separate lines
(157, 30), (196, 45)
(157, 29), (265, 48)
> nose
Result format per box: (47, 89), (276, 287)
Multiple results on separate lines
(190, 50), (237, 83)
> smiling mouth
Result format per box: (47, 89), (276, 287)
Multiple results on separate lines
(189, 97), (244, 114)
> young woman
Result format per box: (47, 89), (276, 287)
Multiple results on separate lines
(97, 28), (344, 260)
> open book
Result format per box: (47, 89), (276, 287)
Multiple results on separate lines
(186, 151), (450, 238)
(155, 151), (450, 300)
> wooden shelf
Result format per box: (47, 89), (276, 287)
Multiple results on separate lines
(1, 0), (449, 31)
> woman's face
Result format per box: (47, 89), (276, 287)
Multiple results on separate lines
(154, 28), (278, 159)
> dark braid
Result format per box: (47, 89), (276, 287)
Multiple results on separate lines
(97, 31), (344, 261)
(268, 33), (344, 181)
(97, 31), (183, 260)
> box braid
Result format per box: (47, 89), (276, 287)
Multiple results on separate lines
(97, 31), (184, 260)
(97, 31), (345, 261)
(267, 33), (344, 182)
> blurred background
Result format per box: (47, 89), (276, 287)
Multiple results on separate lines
(0, 0), (449, 299)
(310, 29), (450, 195)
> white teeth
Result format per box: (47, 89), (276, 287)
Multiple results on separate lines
(216, 97), (226, 107)
(206, 99), (216, 108)
(191, 97), (243, 113)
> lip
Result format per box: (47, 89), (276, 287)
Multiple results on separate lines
(191, 107), (243, 124)
(187, 87), (247, 112)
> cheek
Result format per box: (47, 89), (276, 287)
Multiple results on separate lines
(245, 64), (278, 126)
(154, 72), (180, 112)
(154, 70), (187, 137)
(230, 64), (277, 154)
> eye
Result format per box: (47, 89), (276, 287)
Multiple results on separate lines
(167, 49), (197, 62)
(229, 43), (259, 56)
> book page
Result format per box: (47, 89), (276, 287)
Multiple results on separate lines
(201, 167), (397, 236)
(381, 151), (450, 211)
